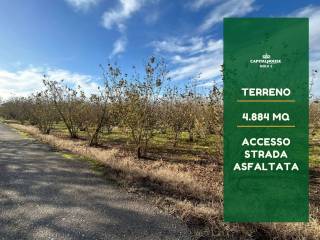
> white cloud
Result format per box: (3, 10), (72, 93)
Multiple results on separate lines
(199, 0), (256, 32)
(102, 0), (145, 31)
(292, 5), (320, 52)
(110, 37), (127, 57)
(188, 0), (221, 10)
(291, 5), (320, 97)
(102, 0), (154, 57)
(169, 51), (222, 82)
(0, 67), (100, 100)
(151, 0), (255, 87)
(153, 37), (223, 86)
(65, 0), (100, 11)
(153, 37), (205, 54)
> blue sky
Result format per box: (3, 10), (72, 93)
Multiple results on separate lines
(0, 0), (319, 99)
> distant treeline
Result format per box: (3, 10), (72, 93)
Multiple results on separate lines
(0, 57), (223, 159)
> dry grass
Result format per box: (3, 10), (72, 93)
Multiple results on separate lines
(9, 123), (320, 240)
(9, 124), (216, 202)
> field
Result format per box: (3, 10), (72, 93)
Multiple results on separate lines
(6, 119), (320, 240)
(310, 132), (320, 166)
(51, 122), (217, 161)
(1, 63), (319, 239)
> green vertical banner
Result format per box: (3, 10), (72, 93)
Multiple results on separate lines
(224, 18), (309, 222)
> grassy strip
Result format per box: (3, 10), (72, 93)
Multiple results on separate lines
(8, 123), (320, 240)
(8, 123), (216, 202)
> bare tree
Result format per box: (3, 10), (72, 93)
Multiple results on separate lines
(310, 99), (320, 137)
(123, 57), (169, 158)
(82, 64), (126, 146)
(43, 77), (86, 138)
(27, 91), (57, 134)
(163, 87), (187, 147)
(0, 97), (30, 124)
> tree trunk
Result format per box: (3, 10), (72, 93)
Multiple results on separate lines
(189, 131), (194, 142)
(137, 146), (142, 159)
(70, 131), (78, 139)
(89, 134), (98, 146)
(89, 127), (101, 146)
(173, 132), (179, 147)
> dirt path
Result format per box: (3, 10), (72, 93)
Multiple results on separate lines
(0, 123), (191, 240)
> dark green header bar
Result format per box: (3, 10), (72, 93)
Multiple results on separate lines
(224, 18), (309, 222)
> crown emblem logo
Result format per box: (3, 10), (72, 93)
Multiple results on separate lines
(262, 53), (271, 59)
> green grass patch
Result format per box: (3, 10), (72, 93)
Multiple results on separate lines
(61, 153), (76, 159)
(310, 145), (320, 167)
(15, 129), (32, 140)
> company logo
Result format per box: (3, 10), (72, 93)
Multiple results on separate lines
(262, 53), (271, 59)
(250, 53), (281, 68)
